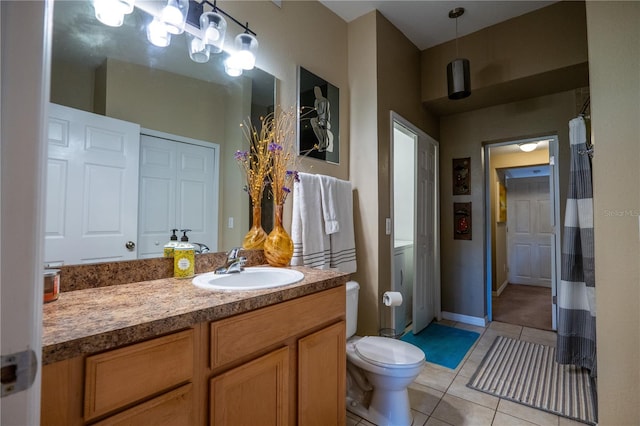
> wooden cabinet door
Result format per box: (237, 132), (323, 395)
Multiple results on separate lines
(92, 384), (193, 426)
(210, 347), (289, 426)
(297, 321), (346, 426)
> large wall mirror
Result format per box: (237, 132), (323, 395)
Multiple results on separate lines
(47, 0), (275, 266)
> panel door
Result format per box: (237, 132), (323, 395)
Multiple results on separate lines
(507, 176), (553, 286)
(413, 137), (438, 333)
(45, 103), (140, 265)
(138, 133), (217, 257)
(298, 321), (346, 426)
(210, 347), (289, 426)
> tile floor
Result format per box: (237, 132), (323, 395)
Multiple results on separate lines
(346, 320), (587, 426)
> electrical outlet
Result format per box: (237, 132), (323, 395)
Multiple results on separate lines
(228, 217), (234, 229)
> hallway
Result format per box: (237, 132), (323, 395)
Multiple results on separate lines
(492, 284), (552, 331)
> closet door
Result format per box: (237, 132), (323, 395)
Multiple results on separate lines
(138, 133), (218, 258)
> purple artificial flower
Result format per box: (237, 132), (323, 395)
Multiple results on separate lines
(234, 150), (248, 161)
(268, 142), (283, 152)
(283, 187), (291, 194)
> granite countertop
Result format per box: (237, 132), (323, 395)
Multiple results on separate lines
(42, 266), (348, 365)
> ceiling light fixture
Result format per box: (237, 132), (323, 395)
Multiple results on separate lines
(447, 7), (471, 100)
(518, 142), (538, 152)
(200, 10), (227, 54)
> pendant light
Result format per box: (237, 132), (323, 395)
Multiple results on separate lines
(447, 7), (471, 100)
(229, 31), (258, 71)
(147, 17), (172, 47)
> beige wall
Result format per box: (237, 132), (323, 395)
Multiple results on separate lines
(348, 11), (379, 336)
(421, 1), (589, 116)
(490, 149), (550, 292)
(439, 90), (576, 319)
(95, 59), (250, 251)
(587, 2), (640, 424)
(219, 0), (349, 181)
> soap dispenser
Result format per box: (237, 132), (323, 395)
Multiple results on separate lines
(174, 229), (195, 278)
(163, 229), (179, 258)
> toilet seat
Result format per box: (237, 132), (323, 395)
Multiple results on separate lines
(354, 336), (425, 369)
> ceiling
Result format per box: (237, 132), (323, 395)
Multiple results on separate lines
(319, 0), (557, 50)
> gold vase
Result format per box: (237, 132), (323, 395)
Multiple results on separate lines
(264, 204), (293, 267)
(242, 204), (268, 249)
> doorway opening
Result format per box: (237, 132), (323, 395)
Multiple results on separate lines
(484, 136), (561, 331)
(390, 112), (441, 337)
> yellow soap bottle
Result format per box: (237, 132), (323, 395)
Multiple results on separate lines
(163, 229), (179, 258)
(174, 229), (195, 278)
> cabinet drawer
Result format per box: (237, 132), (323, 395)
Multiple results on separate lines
(92, 383), (193, 426)
(210, 286), (345, 368)
(84, 329), (194, 421)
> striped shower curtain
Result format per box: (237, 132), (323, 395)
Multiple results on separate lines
(557, 116), (597, 376)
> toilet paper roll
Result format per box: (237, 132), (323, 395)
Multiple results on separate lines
(382, 291), (403, 307)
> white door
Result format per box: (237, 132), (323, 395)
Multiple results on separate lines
(507, 176), (553, 286)
(413, 132), (440, 333)
(138, 132), (218, 258)
(45, 104), (140, 265)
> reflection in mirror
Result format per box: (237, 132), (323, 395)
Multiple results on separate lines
(46, 0), (275, 266)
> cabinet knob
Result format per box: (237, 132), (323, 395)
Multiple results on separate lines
(125, 241), (136, 250)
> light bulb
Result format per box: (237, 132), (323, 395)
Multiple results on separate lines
(205, 26), (220, 42)
(161, 0), (188, 35)
(200, 11), (226, 54)
(147, 18), (171, 47)
(93, 0), (134, 27)
(233, 33), (258, 70)
(224, 56), (243, 77)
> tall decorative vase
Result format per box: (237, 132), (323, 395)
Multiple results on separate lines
(242, 204), (267, 249)
(264, 204), (293, 267)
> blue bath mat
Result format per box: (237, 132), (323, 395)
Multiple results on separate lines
(401, 323), (479, 369)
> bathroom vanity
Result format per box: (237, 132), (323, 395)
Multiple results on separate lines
(40, 259), (347, 426)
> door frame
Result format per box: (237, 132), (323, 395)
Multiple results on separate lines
(483, 135), (561, 329)
(390, 111), (441, 334)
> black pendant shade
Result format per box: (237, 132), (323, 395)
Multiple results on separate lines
(447, 58), (471, 100)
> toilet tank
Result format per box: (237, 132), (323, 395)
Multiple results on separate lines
(346, 281), (360, 338)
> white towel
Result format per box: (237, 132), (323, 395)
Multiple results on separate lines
(329, 179), (357, 273)
(291, 173), (330, 269)
(318, 175), (340, 234)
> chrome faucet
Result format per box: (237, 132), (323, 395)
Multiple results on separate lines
(192, 242), (210, 254)
(215, 247), (247, 274)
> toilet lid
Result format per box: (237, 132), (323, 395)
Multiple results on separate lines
(354, 336), (425, 368)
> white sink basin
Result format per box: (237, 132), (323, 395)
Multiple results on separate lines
(192, 267), (304, 291)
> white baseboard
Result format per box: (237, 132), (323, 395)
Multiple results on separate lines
(441, 311), (488, 327)
(492, 280), (509, 297)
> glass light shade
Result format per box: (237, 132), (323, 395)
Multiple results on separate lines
(447, 58), (471, 100)
(186, 33), (210, 63)
(200, 11), (226, 54)
(224, 56), (243, 77)
(519, 142), (538, 152)
(161, 0), (189, 35)
(93, 0), (134, 27)
(147, 18), (171, 47)
(233, 33), (258, 70)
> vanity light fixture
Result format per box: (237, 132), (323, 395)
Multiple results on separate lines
(93, 0), (135, 27)
(518, 142), (538, 152)
(447, 7), (471, 100)
(93, 0), (258, 76)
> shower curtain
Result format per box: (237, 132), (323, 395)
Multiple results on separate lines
(557, 116), (597, 376)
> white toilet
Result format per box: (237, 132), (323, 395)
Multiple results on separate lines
(345, 281), (425, 426)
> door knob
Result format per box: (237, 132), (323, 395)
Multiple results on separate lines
(125, 241), (136, 250)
